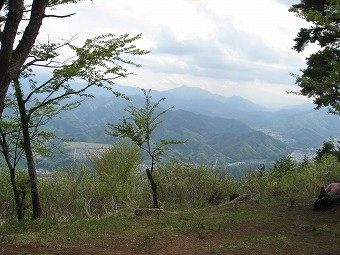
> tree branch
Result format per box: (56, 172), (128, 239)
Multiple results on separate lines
(11, 0), (49, 74)
(0, 0), (5, 12)
(25, 77), (55, 103)
(0, 0), (25, 71)
(44, 13), (76, 18)
(28, 82), (94, 116)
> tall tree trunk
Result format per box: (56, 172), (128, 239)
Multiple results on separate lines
(146, 168), (159, 208)
(0, 76), (11, 117)
(0, 0), (25, 117)
(14, 79), (42, 219)
(0, 0), (48, 117)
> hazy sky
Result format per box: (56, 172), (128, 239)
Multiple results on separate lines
(39, 0), (315, 108)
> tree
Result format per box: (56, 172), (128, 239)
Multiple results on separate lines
(315, 138), (340, 162)
(0, 97), (31, 221)
(0, 33), (148, 220)
(106, 89), (186, 208)
(0, 0), (85, 118)
(88, 141), (144, 210)
(289, 0), (340, 114)
(270, 154), (295, 179)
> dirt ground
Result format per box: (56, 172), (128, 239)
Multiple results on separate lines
(1, 201), (340, 255)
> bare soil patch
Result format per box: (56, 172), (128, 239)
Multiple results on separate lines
(1, 201), (339, 255)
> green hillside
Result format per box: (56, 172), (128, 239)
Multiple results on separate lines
(44, 96), (289, 167)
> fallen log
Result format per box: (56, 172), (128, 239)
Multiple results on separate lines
(229, 194), (251, 204)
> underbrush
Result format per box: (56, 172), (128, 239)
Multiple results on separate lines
(242, 155), (340, 204)
(0, 151), (339, 222)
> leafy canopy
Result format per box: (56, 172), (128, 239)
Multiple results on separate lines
(107, 89), (186, 169)
(1, 33), (148, 159)
(289, 0), (340, 114)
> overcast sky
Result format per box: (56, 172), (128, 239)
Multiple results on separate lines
(39, 0), (315, 108)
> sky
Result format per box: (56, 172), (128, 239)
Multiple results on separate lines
(38, 0), (316, 109)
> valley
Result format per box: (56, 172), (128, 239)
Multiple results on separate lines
(37, 85), (340, 173)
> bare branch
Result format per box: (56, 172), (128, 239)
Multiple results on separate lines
(44, 13), (76, 18)
(25, 77), (55, 103)
(0, 0), (5, 12)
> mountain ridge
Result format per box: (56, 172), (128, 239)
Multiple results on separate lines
(46, 95), (290, 165)
(41, 84), (340, 169)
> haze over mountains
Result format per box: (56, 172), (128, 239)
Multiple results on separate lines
(44, 84), (340, 170)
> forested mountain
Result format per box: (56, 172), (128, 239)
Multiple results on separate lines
(239, 110), (340, 148)
(41, 84), (338, 169)
(154, 110), (289, 164)
(112, 85), (340, 149)
(47, 95), (289, 165)
(113, 85), (266, 118)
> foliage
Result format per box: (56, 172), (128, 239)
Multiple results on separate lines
(107, 89), (186, 167)
(1, 150), (340, 222)
(0, 169), (16, 220)
(289, 0), (340, 114)
(0, 32), (148, 220)
(155, 161), (238, 209)
(37, 142), (147, 218)
(240, 155), (340, 202)
(39, 164), (148, 218)
(0, 0), (91, 116)
(39, 165), (111, 218)
(0, 168), (31, 220)
(314, 138), (340, 162)
(107, 89), (186, 208)
(269, 154), (296, 179)
(88, 141), (145, 209)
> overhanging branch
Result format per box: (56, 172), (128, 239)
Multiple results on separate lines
(44, 13), (76, 18)
(0, 0), (5, 12)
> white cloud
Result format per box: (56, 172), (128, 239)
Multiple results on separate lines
(37, 0), (313, 108)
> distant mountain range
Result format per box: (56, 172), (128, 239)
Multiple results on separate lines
(44, 85), (340, 168)
(105, 84), (340, 147)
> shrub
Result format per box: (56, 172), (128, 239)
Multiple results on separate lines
(88, 141), (146, 210)
(0, 169), (31, 221)
(240, 155), (340, 203)
(154, 161), (238, 209)
(0, 169), (15, 221)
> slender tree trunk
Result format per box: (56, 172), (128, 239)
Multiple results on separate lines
(0, 142), (25, 221)
(0, 135), (26, 221)
(9, 167), (26, 221)
(146, 168), (159, 208)
(14, 79), (42, 219)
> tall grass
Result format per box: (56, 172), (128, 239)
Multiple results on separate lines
(0, 151), (339, 222)
(155, 161), (238, 209)
(241, 155), (340, 203)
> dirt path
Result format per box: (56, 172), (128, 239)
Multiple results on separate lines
(1, 202), (339, 255)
